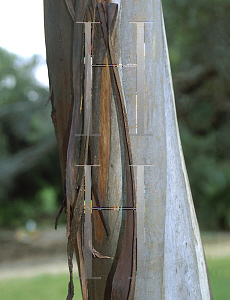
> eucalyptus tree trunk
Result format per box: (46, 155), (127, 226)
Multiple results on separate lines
(44, 0), (213, 299)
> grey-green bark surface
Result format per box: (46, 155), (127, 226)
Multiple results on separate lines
(112, 0), (213, 299)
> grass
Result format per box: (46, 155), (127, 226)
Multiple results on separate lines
(0, 273), (82, 300)
(207, 256), (230, 300)
(0, 257), (229, 299)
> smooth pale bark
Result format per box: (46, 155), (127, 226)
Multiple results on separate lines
(109, 0), (213, 299)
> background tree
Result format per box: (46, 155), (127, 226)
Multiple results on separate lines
(163, 0), (230, 230)
(0, 48), (62, 227)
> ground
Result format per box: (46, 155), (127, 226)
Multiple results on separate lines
(0, 226), (230, 280)
(0, 225), (77, 280)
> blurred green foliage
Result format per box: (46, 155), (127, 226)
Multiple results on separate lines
(163, 0), (230, 230)
(0, 0), (230, 230)
(0, 48), (63, 228)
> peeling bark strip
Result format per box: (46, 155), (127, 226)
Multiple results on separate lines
(97, 3), (136, 299)
(44, 1), (136, 299)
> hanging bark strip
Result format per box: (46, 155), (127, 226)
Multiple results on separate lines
(45, 1), (136, 299)
(44, 0), (75, 198)
(97, 3), (136, 299)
